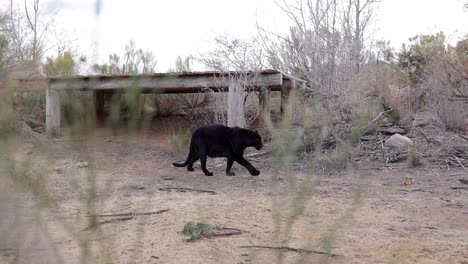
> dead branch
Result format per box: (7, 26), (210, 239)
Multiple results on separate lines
(82, 216), (133, 231)
(54, 240), (72, 245)
(86, 209), (169, 218)
(361, 109), (394, 136)
(82, 209), (169, 231)
(453, 156), (468, 173)
(212, 228), (246, 237)
(451, 187), (468, 190)
(158, 187), (217, 195)
(239, 245), (341, 257)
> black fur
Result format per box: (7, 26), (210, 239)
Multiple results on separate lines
(173, 124), (263, 176)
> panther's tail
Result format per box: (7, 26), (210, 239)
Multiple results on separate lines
(172, 161), (187, 167)
(172, 140), (195, 167)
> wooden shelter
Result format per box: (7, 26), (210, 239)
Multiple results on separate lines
(15, 70), (305, 136)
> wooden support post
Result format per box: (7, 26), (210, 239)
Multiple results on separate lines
(46, 87), (60, 137)
(227, 80), (245, 128)
(259, 87), (271, 124)
(94, 90), (105, 125)
(280, 83), (293, 121)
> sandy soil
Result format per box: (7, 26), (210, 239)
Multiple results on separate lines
(1, 123), (467, 264)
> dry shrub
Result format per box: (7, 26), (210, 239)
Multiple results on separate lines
(14, 91), (46, 124)
(170, 128), (191, 156)
(140, 93), (209, 118)
(422, 38), (468, 132)
(363, 63), (426, 126)
(407, 144), (424, 168)
(434, 97), (466, 132)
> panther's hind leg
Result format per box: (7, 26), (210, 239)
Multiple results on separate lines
(186, 154), (199, 171)
(197, 146), (213, 176)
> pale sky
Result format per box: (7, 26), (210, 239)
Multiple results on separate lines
(2, 0), (468, 71)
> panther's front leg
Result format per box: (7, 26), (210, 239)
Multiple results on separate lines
(226, 157), (235, 176)
(235, 156), (260, 176)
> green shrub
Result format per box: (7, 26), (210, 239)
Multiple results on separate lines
(182, 222), (219, 241)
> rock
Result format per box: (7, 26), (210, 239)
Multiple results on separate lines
(76, 162), (88, 168)
(385, 133), (413, 149)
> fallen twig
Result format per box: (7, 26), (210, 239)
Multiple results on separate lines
(239, 245), (341, 257)
(86, 209), (169, 218)
(54, 240), (72, 245)
(361, 109), (394, 136)
(82, 209), (169, 231)
(211, 228), (246, 237)
(451, 186), (468, 190)
(158, 187), (217, 195)
(82, 216), (134, 231)
(400, 188), (434, 193)
(453, 156), (468, 173)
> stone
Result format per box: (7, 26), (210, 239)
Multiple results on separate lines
(385, 133), (413, 149)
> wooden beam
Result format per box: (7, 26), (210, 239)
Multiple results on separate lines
(49, 72), (284, 92)
(94, 90), (105, 125)
(259, 87), (271, 124)
(227, 80), (245, 128)
(280, 83), (293, 120)
(46, 87), (60, 137)
(282, 78), (306, 93)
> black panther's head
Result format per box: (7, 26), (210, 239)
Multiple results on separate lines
(249, 130), (263, 150)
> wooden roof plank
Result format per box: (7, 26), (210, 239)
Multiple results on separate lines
(49, 72), (284, 91)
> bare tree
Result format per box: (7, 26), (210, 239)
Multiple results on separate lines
(200, 36), (265, 127)
(259, 0), (380, 96)
(1, 0), (57, 78)
(341, 0), (381, 73)
(201, 35), (266, 71)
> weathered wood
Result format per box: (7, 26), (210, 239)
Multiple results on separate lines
(280, 84), (292, 120)
(282, 77), (306, 93)
(94, 90), (105, 124)
(227, 80), (245, 128)
(49, 72), (284, 92)
(15, 71), (307, 137)
(46, 87), (60, 136)
(259, 87), (271, 123)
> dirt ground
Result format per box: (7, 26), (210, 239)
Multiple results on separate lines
(1, 121), (468, 264)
